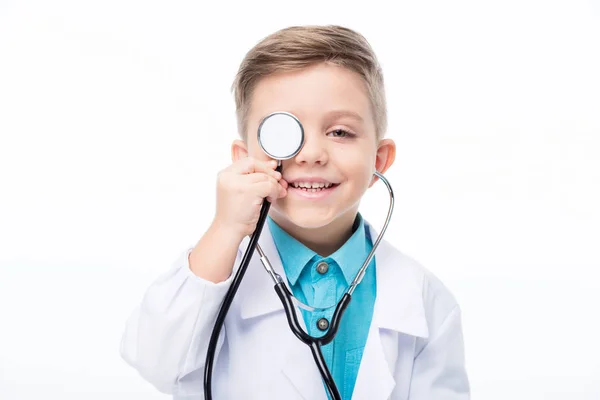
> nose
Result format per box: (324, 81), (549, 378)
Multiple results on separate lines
(293, 131), (328, 166)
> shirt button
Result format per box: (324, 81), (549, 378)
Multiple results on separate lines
(316, 261), (329, 274)
(317, 317), (329, 331)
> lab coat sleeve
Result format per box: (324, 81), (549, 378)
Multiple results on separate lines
(408, 304), (470, 399)
(120, 247), (239, 395)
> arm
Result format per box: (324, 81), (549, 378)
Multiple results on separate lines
(120, 223), (242, 395)
(120, 157), (285, 395)
(409, 305), (470, 399)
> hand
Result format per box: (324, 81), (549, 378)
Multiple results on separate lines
(213, 157), (288, 239)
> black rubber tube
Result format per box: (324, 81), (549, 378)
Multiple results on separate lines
(273, 283), (352, 346)
(203, 192), (274, 399)
(309, 341), (342, 400)
(273, 283), (351, 400)
(203, 164), (352, 399)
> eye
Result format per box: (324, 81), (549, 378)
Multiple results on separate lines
(327, 129), (354, 138)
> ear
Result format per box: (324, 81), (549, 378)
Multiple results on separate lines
(369, 138), (396, 187)
(231, 139), (249, 162)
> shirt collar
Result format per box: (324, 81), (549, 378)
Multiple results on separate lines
(237, 219), (430, 338)
(266, 214), (369, 285)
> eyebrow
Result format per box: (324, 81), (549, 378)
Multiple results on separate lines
(325, 110), (364, 123)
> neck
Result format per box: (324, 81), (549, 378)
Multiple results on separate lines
(269, 209), (358, 256)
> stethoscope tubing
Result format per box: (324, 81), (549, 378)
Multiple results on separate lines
(204, 166), (393, 400)
(257, 171), (394, 311)
(274, 282), (350, 399)
(203, 167), (278, 400)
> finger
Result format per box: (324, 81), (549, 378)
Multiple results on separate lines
(253, 159), (280, 180)
(245, 172), (274, 184)
(264, 182), (287, 202)
(232, 158), (280, 179)
(267, 183), (287, 202)
(245, 170), (284, 185)
(278, 184), (287, 198)
(257, 178), (281, 202)
(230, 157), (257, 174)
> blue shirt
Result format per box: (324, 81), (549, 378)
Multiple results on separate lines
(267, 214), (377, 400)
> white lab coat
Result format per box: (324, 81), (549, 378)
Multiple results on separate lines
(120, 221), (470, 399)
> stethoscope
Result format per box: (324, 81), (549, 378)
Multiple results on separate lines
(204, 112), (394, 400)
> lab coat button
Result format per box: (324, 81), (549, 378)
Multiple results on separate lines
(317, 318), (329, 331)
(316, 262), (329, 274)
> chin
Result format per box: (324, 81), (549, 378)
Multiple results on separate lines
(288, 216), (333, 230)
(270, 203), (353, 231)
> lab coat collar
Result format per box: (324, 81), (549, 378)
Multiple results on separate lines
(237, 220), (429, 399)
(238, 220), (430, 339)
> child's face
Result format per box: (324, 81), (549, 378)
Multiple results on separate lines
(233, 62), (395, 231)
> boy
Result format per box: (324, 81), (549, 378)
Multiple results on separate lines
(120, 25), (469, 399)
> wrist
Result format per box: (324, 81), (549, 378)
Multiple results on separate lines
(188, 221), (243, 283)
(209, 219), (246, 245)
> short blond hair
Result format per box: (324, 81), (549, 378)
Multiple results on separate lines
(232, 25), (387, 140)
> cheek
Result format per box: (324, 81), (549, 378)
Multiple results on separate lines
(336, 147), (376, 179)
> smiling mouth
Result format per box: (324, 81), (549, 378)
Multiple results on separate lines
(289, 182), (340, 192)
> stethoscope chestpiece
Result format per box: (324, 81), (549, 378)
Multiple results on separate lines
(257, 112), (305, 161)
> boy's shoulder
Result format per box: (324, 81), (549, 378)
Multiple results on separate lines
(384, 238), (458, 308)
(367, 221), (461, 342)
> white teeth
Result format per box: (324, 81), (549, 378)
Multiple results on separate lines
(292, 182), (334, 189)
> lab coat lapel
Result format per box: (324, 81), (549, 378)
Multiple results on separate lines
(237, 223), (285, 320)
(351, 322), (396, 400)
(281, 340), (330, 400)
(351, 224), (430, 400)
(367, 223), (429, 338)
(237, 224), (326, 399)
(235, 221), (431, 400)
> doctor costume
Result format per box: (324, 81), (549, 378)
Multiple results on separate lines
(120, 220), (470, 399)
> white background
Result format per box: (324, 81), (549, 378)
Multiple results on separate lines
(1, 0), (599, 399)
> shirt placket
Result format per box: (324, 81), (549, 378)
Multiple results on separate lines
(307, 258), (338, 368)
